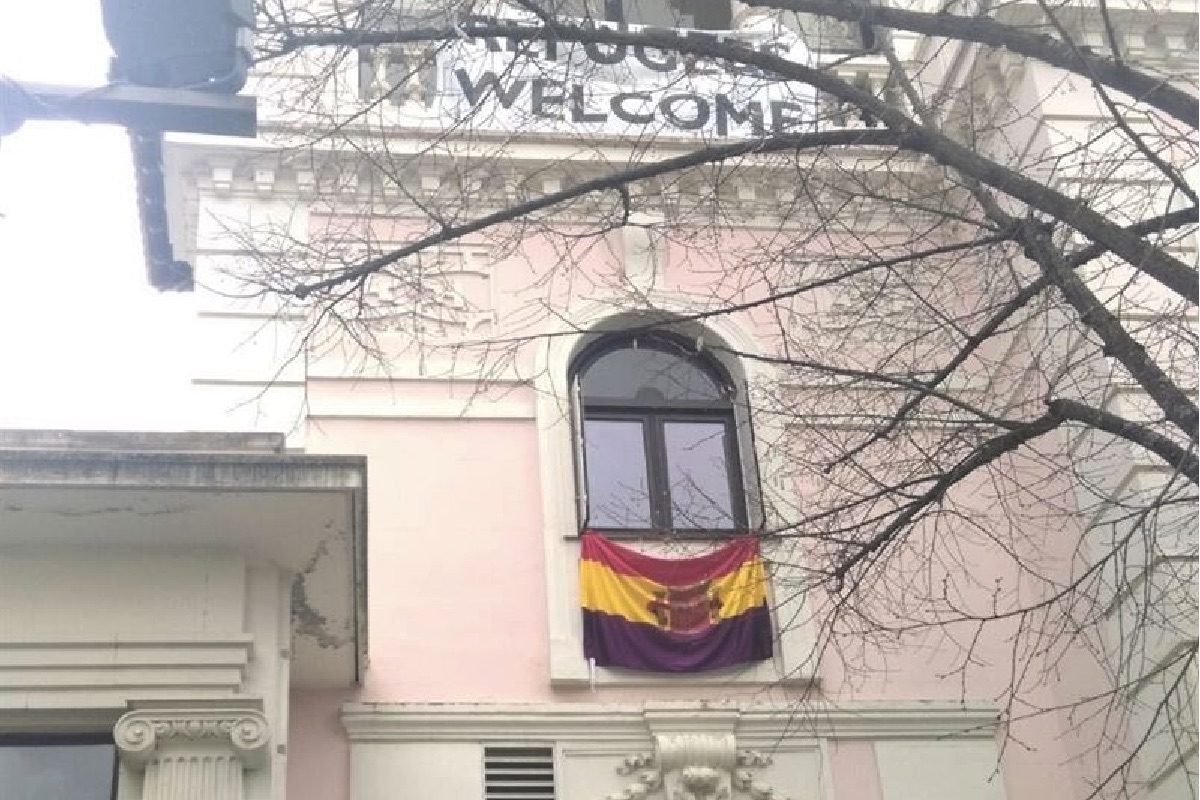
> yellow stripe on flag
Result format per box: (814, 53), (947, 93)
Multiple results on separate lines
(713, 557), (769, 620)
(580, 560), (662, 624)
(580, 557), (768, 625)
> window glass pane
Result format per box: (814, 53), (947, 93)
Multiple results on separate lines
(0, 742), (115, 800)
(584, 419), (653, 528)
(664, 421), (736, 529)
(581, 347), (724, 405)
(621, 0), (680, 27)
(680, 0), (732, 29)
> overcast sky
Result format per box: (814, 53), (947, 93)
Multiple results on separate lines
(0, 1), (195, 430)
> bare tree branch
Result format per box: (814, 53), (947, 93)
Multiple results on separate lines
(829, 408), (1067, 585)
(744, 0), (1199, 126)
(290, 128), (901, 298)
(1024, 218), (1199, 441)
(271, 21), (1200, 303)
(1050, 397), (1198, 483)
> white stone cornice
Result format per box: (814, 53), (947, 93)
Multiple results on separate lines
(163, 138), (932, 228)
(341, 701), (1000, 743)
(115, 701), (272, 771)
(0, 447), (365, 491)
(0, 634), (254, 711)
(733, 704), (1000, 744)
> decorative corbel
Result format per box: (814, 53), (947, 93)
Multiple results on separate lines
(622, 211), (664, 293)
(601, 725), (794, 800)
(657, 733), (737, 800)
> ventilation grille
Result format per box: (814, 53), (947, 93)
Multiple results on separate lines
(484, 745), (555, 799)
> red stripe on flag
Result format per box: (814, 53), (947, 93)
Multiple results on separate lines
(580, 532), (759, 585)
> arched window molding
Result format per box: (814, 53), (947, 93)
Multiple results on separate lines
(531, 296), (811, 686)
(571, 330), (751, 535)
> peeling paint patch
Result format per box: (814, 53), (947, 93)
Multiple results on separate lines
(291, 539), (350, 650)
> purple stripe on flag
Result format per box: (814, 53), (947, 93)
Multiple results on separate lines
(582, 605), (774, 672)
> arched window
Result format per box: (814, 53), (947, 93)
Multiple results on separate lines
(572, 332), (747, 533)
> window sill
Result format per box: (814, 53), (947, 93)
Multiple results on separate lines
(549, 650), (814, 688)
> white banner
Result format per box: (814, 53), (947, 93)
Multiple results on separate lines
(429, 15), (817, 139)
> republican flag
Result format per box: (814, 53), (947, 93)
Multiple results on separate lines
(580, 532), (773, 672)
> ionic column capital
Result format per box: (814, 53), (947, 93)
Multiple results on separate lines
(114, 702), (271, 771)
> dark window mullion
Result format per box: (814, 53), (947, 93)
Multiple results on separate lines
(723, 414), (748, 529)
(644, 412), (672, 529)
(573, 376), (588, 530)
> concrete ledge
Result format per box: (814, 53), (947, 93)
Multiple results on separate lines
(0, 429), (288, 454)
(0, 431), (369, 688)
(342, 701), (1001, 745)
(0, 447), (366, 491)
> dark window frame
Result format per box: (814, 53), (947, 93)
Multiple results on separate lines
(572, 332), (748, 537)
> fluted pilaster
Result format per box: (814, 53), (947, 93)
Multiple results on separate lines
(114, 703), (270, 800)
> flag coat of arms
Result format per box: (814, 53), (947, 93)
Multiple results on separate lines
(580, 533), (773, 672)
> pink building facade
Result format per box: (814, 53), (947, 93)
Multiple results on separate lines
(0, 2), (1194, 799)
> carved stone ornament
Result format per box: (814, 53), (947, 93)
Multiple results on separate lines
(658, 734), (736, 800)
(733, 750), (790, 800)
(114, 706), (271, 771)
(604, 741), (792, 800)
(607, 751), (664, 800)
